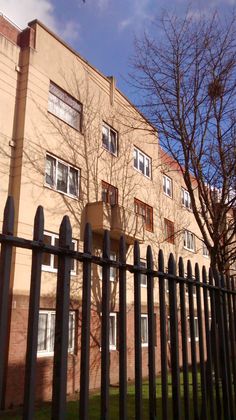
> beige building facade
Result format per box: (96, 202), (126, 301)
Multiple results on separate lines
(0, 14), (210, 407)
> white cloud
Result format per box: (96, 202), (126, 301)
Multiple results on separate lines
(61, 20), (80, 42)
(97, 0), (110, 11)
(118, 0), (152, 32)
(0, 0), (57, 30)
(0, 0), (80, 43)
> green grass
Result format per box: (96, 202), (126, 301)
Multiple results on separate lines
(0, 373), (218, 419)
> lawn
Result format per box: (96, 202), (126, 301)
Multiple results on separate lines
(0, 373), (213, 419)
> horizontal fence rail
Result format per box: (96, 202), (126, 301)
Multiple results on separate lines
(0, 196), (235, 419)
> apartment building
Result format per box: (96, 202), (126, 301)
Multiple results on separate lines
(0, 14), (211, 407)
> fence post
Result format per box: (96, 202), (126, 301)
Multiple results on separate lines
(158, 249), (168, 420)
(119, 235), (127, 420)
(51, 216), (72, 420)
(101, 230), (111, 420)
(79, 223), (92, 420)
(134, 240), (142, 420)
(187, 260), (199, 420)
(23, 206), (44, 419)
(178, 257), (190, 420)
(202, 266), (215, 419)
(146, 245), (156, 420)
(0, 196), (14, 410)
(168, 253), (181, 419)
(195, 263), (207, 418)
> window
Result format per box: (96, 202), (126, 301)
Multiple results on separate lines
(109, 313), (117, 350)
(181, 188), (192, 210)
(133, 147), (151, 178)
(140, 258), (147, 287)
(98, 252), (117, 281)
(42, 232), (77, 274)
(203, 242), (209, 257)
(48, 82), (82, 131)
(141, 314), (148, 347)
(101, 181), (118, 205)
(102, 123), (118, 155)
(163, 175), (173, 198)
(164, 218), (175, 244)
(45, 154), (80, 198)
(37, 310), (75, 355)
(188, 317), (199, 342)
(184, 230), (195, 252)
(134, 198), (153, 232)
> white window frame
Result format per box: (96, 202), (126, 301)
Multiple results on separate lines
(140, 259), (147, 287)
(98, 252), (117, 282)
(181, 188), (192, 210)
(109, 312), (117, 351)
(188, 316), (199, 342)
(48, 81), (82, 131)
(102, 123), (118, 156)
(45, 153), (80, 199)
(184, 230), (195, 252)
(203, 242), (209, 257)
(163, 175), (173, 198)
(37, 309), (75, 356)
(141, 314), (148, 347)
(133, 147), (151, 178)
(42, 231), (77, 275)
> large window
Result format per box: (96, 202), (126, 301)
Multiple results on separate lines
(37, 310), (75, 355)
(164, 218), (175, 244)
(184, 230), (195, 252)
(163, 175), (173, 198)
(140, 258), (147, 287)
(102, 123), (118, 155)
(42, 231), (77, 274)
(141, 314), (148, 347)
(48, 82), (82, 131)
(45, 154), (80, 198)
(181, 188), (192, 210)
(134, 198), (153, 232)
(98, 252), (117, 281)
(109, 313), (117, 350)
(133, 147), (151, 178)
(188, 317), (199, 342)
(101, 181), (118, 205)
(203, 242), (209, 257)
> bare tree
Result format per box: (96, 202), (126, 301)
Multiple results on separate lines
(131, 10), (236, 273)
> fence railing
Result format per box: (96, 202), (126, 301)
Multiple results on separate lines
(0, 196), (235, 419)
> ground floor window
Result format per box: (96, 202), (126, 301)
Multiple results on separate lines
(37, 310), (75, 356)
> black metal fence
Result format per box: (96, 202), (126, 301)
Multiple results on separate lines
(0, 196), (235, 419)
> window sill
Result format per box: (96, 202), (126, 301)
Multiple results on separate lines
(163, 192), (173, 199)
(42, 267), (77, 276)
(102, 145), (118, 157)
(47, 110), (82, 133)
(183, 246), (195, 253)
(133, 166), (151, 180)
(44, 183), (79, 201)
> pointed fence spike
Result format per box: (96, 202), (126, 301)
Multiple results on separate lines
(168, 253), (176, 275)
(195, 263), (200, 281)
(146, 245), (153, 269)
(134, 240), (140, 265)
(59, 215), (72, 247)
(187, 260), (192, 278)
(202, 266), (207, 283)
(3, 196), (14, 235)
(33, 206), (44, 241)
(178, 257), (184, 277)
(158, 249), (164, 272)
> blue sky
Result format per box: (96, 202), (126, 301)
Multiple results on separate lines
(1, 0), (235, 101)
